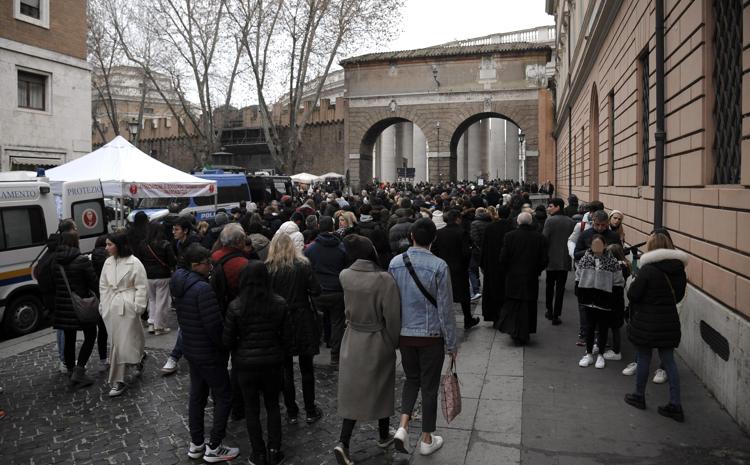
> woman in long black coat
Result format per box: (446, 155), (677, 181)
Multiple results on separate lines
(431, 209), (478, 327)
(53, 231), (99, 388)
(266, 233), (323, 424)
(496, 213), (547, 344)
(625, 232), (688, 422)
(479, 205), (515, 322)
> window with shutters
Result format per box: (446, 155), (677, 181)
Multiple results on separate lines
(637, 48), (650, 186)
(608, 90), (615, 186)
(712, 0), (742, 184)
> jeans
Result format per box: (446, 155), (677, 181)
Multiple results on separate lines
(170, 329), (183, 360)
(400, 343), (445, 433)
(63, 327), (97, 369)
(545, 270), (568, 317)
(313, 292), (345, 361)
(584, 307), (609, 354)
(238, 366), (283, 455)
(468, 256), (481, 295)
(340, 417), (390, 449)
(188, 361), (232, 447)
(96, 317), (108, 361)
(635, 347), (681, 405)
(578, 304), (588, 339)
(282, 355), (316, 417)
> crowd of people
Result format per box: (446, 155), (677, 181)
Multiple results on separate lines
(25, 177), (689, 463)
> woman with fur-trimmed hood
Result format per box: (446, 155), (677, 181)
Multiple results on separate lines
(624, 231), (688, 422)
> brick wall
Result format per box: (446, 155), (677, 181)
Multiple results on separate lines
(0, 0), (87, 60)
(554, 0), (750, 318)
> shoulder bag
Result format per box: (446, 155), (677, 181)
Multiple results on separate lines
(402, 253), (437, 308)
(58, 265), (100, 324)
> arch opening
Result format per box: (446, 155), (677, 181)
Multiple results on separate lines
(359, 118), (429, 184)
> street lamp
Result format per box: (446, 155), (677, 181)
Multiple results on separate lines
(127, 117), (140, 143)
(518, 131), (526, 183)
(436, 121), (441, 184)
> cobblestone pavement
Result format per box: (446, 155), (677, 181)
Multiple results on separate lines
(0, 342), (416, 465)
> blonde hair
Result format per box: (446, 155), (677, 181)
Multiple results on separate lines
(337, 210), (357, 228)
(487, 206), (498, 221)
(197, 221), (210, 235)
(266, 233), (308, 274)
(646, 232), (674, 252)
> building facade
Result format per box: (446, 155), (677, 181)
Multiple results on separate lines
(0, 0), (91, 171)
(547, 0), (750, 429)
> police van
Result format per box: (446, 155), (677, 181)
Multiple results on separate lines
(0, 172), (105, 335)
(128, 170), (250, 222)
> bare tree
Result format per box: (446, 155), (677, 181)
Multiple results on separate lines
(233, 0), (402, 173)
(88, 0), (123, 143)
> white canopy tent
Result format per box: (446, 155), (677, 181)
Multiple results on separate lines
(46, 136), (216, 198)
(319, 172), (344, 179)
(290, 172), (322, 184)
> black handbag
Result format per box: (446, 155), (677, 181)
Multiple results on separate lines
(58, 265), (100, 324)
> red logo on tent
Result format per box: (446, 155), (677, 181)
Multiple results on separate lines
(129, 184), (138, 195)
(209, 184), (215, 193)
(81, 209), (98, 229)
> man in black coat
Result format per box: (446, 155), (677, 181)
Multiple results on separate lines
(496, 212), (548, 345)
(574, 210), (622, 261)
(431, 209), (480, 329)
(479, 205), (515, 322)
(542, 198), (575, 325)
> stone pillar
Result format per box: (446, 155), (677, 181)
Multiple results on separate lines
(489, 118), (505, 180)
(463, 133), (469, 180)
(380, 125), (397, 182)
(457, 133), (466, 181)
(467, 122), (482, 180)
(373, 139), (381, 180)
(506, 122), (520, 182)
(479, 119), (490, 179)
(412, 125), (426, 183)
(402, 122), (414, 174)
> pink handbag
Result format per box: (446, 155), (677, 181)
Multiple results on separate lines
(440, 358), (462, 423)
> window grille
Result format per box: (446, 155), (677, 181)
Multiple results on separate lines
(712, 0), (742, 184)
(640, 50), (649, 185)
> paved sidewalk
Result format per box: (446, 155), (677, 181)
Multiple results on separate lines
(0, 277), (748, 465)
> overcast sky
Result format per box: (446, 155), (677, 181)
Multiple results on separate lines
(386, 0), (554, 51)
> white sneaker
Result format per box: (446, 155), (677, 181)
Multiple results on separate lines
(471, 293), (482, 302)
(161, 356), (178, 375)
(579, 353), (595, 367)
(653, 368), (668, 384)
(203, 443), (239, 463)
(592, 344), (600, 355)
(187, 441), (205, 459)
(603, 350), (622, 361)
(394, 427), (410, 453)
(622, 362), (637, 376)
(595, 355), (606, 369)
(59, 361), (68, 373)
(418, 434), (444, 456)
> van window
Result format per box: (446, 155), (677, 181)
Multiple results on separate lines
(217, 185), (250, 204)
(71, 200), (106, 238)
(194, 196), (215, 206)
(0, 206), (47, 251)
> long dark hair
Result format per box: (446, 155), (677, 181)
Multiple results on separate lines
(238, 261), (274, 316)
(147, 221), (166, 246)
(107, 231), (133, 257)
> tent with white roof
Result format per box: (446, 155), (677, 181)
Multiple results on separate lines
(46, 135), (216, 198)
(290, 172), (322, 184)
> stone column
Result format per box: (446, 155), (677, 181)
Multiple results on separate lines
(457, 133), (466, 181)
(467, 121), (482, 180)
(380, 125), (397, 182)
(506, 122), (520, 182)
(489, 118), (506, 180)
(373, 139), (381, 180)
(479, 119), (490, 180)
(412, 126), (427, 183)
(463, 133), (469, 179)
(402, 122), (414, 174)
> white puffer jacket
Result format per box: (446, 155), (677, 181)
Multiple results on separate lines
(274, 221), (305, 253)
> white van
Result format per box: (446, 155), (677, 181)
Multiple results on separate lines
(0, 172), (105, 335)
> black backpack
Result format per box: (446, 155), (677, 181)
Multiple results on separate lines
(210, 251), (244, 313)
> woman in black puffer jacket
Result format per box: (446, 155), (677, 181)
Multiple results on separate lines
(625, 231), (688, 422)
(53, 231), (99, 388)
(222, 262), (290, 463)
(139, 223), (177, 334)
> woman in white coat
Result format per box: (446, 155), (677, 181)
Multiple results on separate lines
(100, 231), (148, 397)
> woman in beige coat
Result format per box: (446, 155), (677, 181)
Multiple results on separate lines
(100, 232), (148, 397)
(333, 235), (401, 465)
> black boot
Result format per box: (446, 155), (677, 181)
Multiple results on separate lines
(70, 366), (94, 388)
(657, 403), (684, 422)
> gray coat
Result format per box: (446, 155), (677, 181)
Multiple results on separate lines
(337, 259), (401, 420)
(543, 213), (575, 271)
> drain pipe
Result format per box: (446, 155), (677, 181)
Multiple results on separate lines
(654, 0), (666, 229)
(567, 13), (573, 197)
